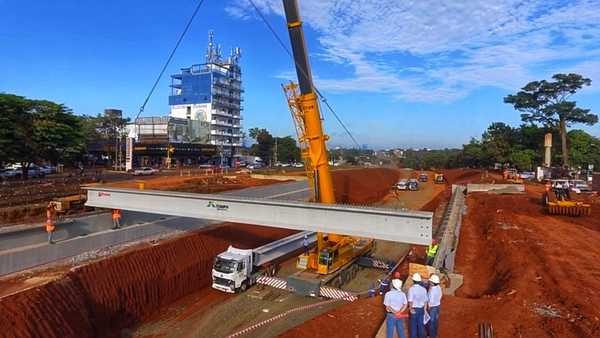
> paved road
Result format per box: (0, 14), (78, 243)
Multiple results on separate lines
(0, 180), (310, 276)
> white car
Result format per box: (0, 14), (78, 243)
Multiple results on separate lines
(133, 167), (157, 176)
(395, 179), (408, 190)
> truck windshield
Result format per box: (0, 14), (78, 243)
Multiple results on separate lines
(213, 258), (237, 273)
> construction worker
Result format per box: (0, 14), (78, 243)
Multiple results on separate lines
(384, 278), (408, 338)
(425, 239), (439, 266)
(303, 234), (309, 255)
(379, 277), (390, 295)
(427, 274), (443, 338)
(46, 203), (56, 244)
(408, 273), (428, 338)
(112, 209), (122, 229)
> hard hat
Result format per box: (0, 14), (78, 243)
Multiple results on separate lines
(429, 274), (440, 284)
(412, 273), (422, 282)
(393, 271), (401, 279)
(304, 234), (308, 238)
(432, 239), (438, 245)
(392, 279), (402, 290)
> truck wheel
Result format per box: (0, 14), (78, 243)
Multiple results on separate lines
(240, 282), (247, 292)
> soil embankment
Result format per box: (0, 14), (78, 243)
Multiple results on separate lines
(0, 223), (295, 337)
(440, 187), (600, 337)
(279, 168), (486, 337)
(0, 167), (401, 338)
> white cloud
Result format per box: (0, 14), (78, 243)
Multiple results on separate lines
(228, 0), (600, 102)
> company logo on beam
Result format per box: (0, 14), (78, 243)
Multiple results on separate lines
(207, 201), (229, 211)
(98, 192), (111, 197)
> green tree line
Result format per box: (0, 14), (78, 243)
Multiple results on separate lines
(1, 93), (128, 177)
(402, 123), (600, 171)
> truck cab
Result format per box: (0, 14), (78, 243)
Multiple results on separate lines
(212, 246), (253, 293)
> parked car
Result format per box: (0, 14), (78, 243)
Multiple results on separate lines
(570, 179), (591, 193)
(133, 167), (157, 176)
(519, 171), (535, 180)
(0, 168), (20, 178)
(418, 173), (428, 182)
(395, 179), (408, 191)
(408, 178), (419, 191)
(293, 162), (304, 168)
(40, 165), (57, 175)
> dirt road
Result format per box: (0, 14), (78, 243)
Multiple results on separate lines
(440, 184), (600, 337)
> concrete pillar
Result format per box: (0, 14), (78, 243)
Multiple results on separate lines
(544, 132), (552, 167)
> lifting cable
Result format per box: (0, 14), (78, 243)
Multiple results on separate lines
(135, 0), (207, 121)
(247, 0), (361, 149)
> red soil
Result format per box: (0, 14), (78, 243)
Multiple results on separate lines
(440, 189), (600, 337)
(280, 296), (385, 338)
(0, 167), (401, 338)
(332, 168), (400, 204)
(0, 223), (295, 338)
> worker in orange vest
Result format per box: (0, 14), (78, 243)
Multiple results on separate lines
(112, 209), (122, 229)
(46, 203), (56, 244)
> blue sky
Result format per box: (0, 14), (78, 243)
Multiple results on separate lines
(1, 0), (600, 149)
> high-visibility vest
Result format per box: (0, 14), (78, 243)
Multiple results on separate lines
(112, 209), (122, 220)
(426, 244), (439, 257)
(46, 207), (55, 232)
(45, 220), (55, 232)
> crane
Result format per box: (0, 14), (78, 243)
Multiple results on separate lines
(281, 0), (373, 275)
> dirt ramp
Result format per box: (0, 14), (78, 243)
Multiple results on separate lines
(332, 168), (400, 204)
(0, 224), (295, 338)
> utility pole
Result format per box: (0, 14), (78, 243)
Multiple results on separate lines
(274, 138), (278, 165)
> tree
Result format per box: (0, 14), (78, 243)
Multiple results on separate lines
(0, 93), (85, 178)
(568, 129), (600, 170)
(248, 127), (274, 165)
(0, 94), (33, 167)
(504, 73), (598, 166)
(510, 149), (536, 170)
(481, 122), (516, 164)
(274, 136), (300, 163)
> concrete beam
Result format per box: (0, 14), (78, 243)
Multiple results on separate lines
(85, 187), (433, 245)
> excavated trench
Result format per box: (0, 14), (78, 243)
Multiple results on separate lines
(0, 168), (400, 338)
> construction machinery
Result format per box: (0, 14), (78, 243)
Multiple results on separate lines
(212, 231), (316, 293)
(282, 0), (373, 276)
(434, 173), (445, 184)
(544, 183), (591, 216)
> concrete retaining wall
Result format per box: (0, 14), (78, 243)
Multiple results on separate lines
(0, 213), (214, 276)
(467, 183), (525, 193)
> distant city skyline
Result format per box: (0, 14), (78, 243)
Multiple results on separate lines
(1, 0), (599, 149)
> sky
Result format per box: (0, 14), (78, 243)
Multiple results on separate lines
(1, 0), (600, 149)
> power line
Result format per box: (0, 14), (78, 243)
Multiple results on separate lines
(246, 0), (361, 149)
(136, 0), (207, 121)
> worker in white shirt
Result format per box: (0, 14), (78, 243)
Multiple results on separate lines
(427, 274), (443, 338)
(407, 273), (428, 338)
(383, 278), (408, 338)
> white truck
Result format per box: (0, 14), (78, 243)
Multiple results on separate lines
(212, 231), (316, 293)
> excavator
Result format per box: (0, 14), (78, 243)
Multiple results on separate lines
(281, 0), (373, 275)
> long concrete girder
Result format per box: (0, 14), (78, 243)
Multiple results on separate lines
(0, 180), (312, 277)
(85, 187), (433, 245)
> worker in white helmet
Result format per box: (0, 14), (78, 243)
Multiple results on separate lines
(407, 273), (428, 338)
(383, 278), (408, 338)
(427, 274), (443, 338)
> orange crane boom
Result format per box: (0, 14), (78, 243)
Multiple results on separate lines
(282, 0), (373, 274)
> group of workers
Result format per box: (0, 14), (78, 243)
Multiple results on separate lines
(44, 206), (122, 244)
(383, 272), (443, 338)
